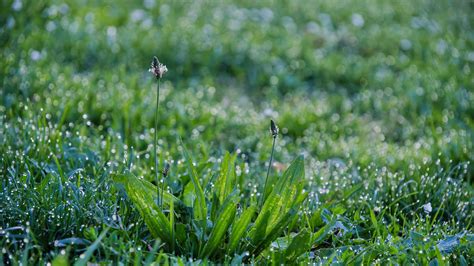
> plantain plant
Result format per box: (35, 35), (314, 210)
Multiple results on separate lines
(113, 57), (311, 263)
(115, 149), (308, 260)
(148, 56), (168, 210)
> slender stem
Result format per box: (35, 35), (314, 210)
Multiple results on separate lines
(261, 136), (276, 207)
(154, 79), (161, 209)
(160, 170), (165, 210)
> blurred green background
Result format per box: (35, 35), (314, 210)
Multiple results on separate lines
(2, 0), (472, 177)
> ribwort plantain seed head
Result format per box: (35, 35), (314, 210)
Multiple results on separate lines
(149, 56), (168, 79)
(270, 119), (278, 138)
(162, 162), (170, 177)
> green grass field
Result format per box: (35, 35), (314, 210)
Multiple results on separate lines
(1, 0), (473, 264)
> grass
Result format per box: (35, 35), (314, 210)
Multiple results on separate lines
(1, 0), (473, 264)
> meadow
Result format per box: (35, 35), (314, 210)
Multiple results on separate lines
(1, 0), (473, 264)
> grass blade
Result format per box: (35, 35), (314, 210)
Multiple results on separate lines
(113, 173), (173, 244)
(74, 227), (109, 266)
(216, 151), (237, 205)
(253, 208), (297, 256)
(250, 193), (280, 243)
(285, 229), (311, 261)
(180, 139), (207, 221)
(200, 191), (239, 258)
(273, 155), (304, 195)
(228, 205), (257, 254)
(113, 173), (180, 207)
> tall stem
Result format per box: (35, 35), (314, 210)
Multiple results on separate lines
(160, 169), (165, 210)
(154, 79), (161, 209)
(261, 136), (276, 207)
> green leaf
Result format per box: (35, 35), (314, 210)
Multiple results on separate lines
(175, 223), (187, 244)
(74, 227), (109, 266)
(285, 229), (311, 261)
(368, 206), (380, 237)
(253, 208), (297, 255)
(273, 155), (305, 195)
(247, 156), (307, 256)
(267, 156), (307, 223)
(180, 139), (207, 221)
(228, 205), (257, 254)
(215, 151), (237, 204)
(51, 254), (68, 266)
(312, 221), (334, 245)
(200, 191), (239, 258)
(250, 193), (280, 243)
(113, 173), (179, 207)
(434, 247), (445, 266)
(113, 173), (172, 244)
(182, 181), (195, 207)
(276, 183), (307, 223)
(170, 196), (175, 251)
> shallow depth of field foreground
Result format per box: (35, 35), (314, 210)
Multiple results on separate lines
(1, 0), (473, 265)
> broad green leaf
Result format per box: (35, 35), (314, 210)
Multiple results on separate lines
(182, 181), (195, 207)
(248, 156), (307, 256)
(273, 155), (304, 195)
(285, 229), (311, 261)
(253, 208), (297, 255)
(210, 191), (220, 222)
(250, 193), (280, 242)
(228, 205), (257, 254)
(175, 223), (187, 244)
(266, 156), (307, 224)
(215, 151), (237, 204)
(113, 173), (180, 207)
(266, 192), (291, 233)
(312, 221), (335, 245)
(200, 191), (239, 258)
(113, 173), (172, 244)
(276, 184), (307, 223)
(180, 140), (207, 221)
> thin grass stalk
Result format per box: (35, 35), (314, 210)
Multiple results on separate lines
(149, 56), (167, 209)
(161, 162), (170, 211)
(154, 79), (161, 209)
(260, 120), (278, 208)
(160, 164), (164, 211)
